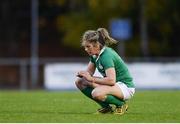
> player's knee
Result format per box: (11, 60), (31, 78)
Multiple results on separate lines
(91, 89), (105, 101)
(75, 79), (82, 88)
(75, 78), (86, 90)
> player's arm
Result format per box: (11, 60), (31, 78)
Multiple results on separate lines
(86, 61), (96, 76)
(92, 67), (116, 86)
(77, 67), (116, 86)
(77, 61), (95, 78)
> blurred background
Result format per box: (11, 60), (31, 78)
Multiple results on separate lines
(0, 0), (180, 90)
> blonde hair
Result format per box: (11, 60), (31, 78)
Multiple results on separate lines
(81, 28), (118, 47)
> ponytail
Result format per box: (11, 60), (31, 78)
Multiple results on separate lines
(81, 28), (118, 47)
(97, 28), (118, 46)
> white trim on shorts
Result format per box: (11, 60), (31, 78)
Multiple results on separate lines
(116, 82), (135, 100)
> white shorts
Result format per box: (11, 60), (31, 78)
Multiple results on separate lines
(116, 82), (135, 100)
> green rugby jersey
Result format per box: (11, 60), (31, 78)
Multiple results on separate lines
(90, 47), (135, 88)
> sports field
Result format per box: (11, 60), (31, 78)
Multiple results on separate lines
(0, 90), (180, 123)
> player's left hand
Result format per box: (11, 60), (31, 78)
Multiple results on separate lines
(77, 71), (93, 82)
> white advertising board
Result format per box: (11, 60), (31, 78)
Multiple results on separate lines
(128, 63), (180, 89)
(44, 63), (86, 90)
(44, 63), (180, 90)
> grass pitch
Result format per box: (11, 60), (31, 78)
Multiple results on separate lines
(0, 90), (180, 123)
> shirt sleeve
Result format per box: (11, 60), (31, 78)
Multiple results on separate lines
(101, 55), (114, 70)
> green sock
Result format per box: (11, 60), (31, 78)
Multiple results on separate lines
(105, 95), (125, 107)
(81, 87), (109, 108)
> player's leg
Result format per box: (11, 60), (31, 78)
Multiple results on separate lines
(75, 77), (89, 90)
(92, 84), (126, 114)
(91, 83), (135, 115)
(91, 84), (125, 107)
(112, 83), (135, 114)
(75, 78), (111, 112)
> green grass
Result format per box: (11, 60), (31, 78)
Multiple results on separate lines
(0, 90), (180, 123)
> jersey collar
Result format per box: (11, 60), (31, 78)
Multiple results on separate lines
(95, 46), (106, 62)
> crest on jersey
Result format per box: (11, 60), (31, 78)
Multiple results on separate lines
(99, 63), (103, 70)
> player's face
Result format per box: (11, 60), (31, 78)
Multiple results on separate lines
(83, 42), (100, 56)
